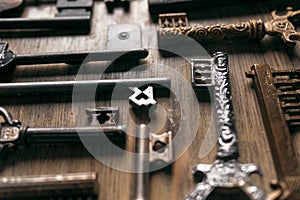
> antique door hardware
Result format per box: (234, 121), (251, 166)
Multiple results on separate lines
(0, 106), (125, 157)
(0, 42), (149, 82)
(129, 86), (173, 200)
(0, 172), (98, 200)
(0, 78), (170, 98)
(185, 52), (288, 200)
(158, 7), (300, 48)
(0, 0), (93, 33)
(246, 64), (300, 200)
(158, 13), (189, 29)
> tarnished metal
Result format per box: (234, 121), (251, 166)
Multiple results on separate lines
(158, 13), (188, 29)
(185, 52), (288, 200)
(0, 42), (149, 81)
(0, 106), (125, 157)
(0, 172), (98, 199)
(246, 64), (300, 200)
(159, 7), (300, 46)
(0, 78), (170, 98)
(0, 0), (93, 32)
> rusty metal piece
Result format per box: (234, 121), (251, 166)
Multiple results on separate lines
(246, 64), (300, 199)
(158, 13), (188, 29)
(0, 172), (98, 200)
(159, 7), (300, 46)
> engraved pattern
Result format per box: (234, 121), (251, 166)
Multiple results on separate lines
(159, 20), (265, 42)
(184, 53), (266, 200)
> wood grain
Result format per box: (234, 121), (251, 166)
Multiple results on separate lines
(0, 0), (300, 199)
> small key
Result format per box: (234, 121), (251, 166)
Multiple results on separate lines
(159, 7), (300, 46)
(0, 42), (149, 82)
(0, 172), (98, 200)
(0, 106), (125, 158)
(0, 0), (93, 33)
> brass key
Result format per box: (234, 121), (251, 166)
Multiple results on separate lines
(159, 7), (300, 46)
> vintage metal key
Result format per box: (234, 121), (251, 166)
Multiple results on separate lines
(0, 0), (93, 33)
(185, 53), (288, 200)
(0, 172), (98, 200)
(0, 42), (148, 82)
(0, 106), (125, 157)
(129, 86), (173, 200)
(159, 7), (300, 46)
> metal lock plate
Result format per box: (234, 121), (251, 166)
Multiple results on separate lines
(106, 24), (142, 51)
(190, 58), (215, 88)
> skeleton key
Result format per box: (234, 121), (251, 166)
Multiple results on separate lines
(0, 172), (98, 200)
(159, 7), (300, 46)
(186, 52), (288, 200)
(0, 106), (125, 158)
(129, 86), (173, 200)
(0, 0), (93, 32)
(0, 78), (170, 99)
(0, 42), (148, 82)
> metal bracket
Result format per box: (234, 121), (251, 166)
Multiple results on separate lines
(106, 24), (142, 51)
(86, 107), (119, 126)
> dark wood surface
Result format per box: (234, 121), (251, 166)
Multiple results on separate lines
(1, 0), (300, 199)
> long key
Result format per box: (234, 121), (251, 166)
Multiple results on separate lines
(0, 0), (93, 32)
(159, 7), (300, 46)
(0, 106), (125, 157)
(0, 78), (170, 98)
(0, 172), (98, 200)
(0, 42), (148, 81)
(185, 52), (288, 200)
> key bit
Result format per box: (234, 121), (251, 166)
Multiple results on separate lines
(0, 106), (125, 157)
(0, 172), (98, 200)
(159, 7), (300, 46)
(0, 42), (149, 82)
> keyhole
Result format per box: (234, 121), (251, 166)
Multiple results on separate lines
(152, 141), (166, 153)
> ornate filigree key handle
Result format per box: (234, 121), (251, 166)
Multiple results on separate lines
(185, 53), (288, 200)
(159, 7), (300, 46)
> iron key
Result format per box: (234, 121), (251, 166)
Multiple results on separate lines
(0, 106), (125, 158)
(159, 7), (300, 46)
(0, 42), (148, 82)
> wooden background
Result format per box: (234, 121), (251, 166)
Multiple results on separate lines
(1, 0), (300, 199)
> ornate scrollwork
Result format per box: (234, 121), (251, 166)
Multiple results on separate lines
(159, 20), (265, 42)
(185, 52), (266, 200)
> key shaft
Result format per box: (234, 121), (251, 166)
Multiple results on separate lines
(0, 172), (98, 199)
(0, 78), (170, 97)
(24, 126), (125, 144)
